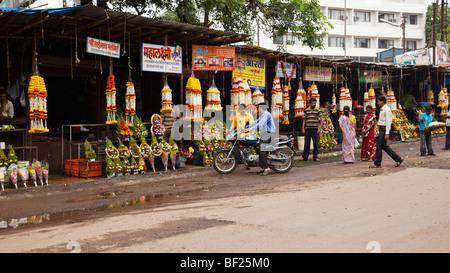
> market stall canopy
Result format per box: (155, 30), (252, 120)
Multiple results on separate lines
(0, 4), (251, 47)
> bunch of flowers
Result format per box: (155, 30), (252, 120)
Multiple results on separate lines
(151, 114), (165, 138)
(122, 157), (132, 175)
(180, 147), (194, 159)
(132, 116), (148, 140)
(114, 158), (123, 176)
(138, 156), (147, 173)
(131, 157), (139, 175)
(106, 75), (117, 125)
(203, 151), (212, 166)
(34, 162), (44, 186)
(0, 149), (7, 168)
(7, 146), (18, 166)
(84, 140), (96, 161)
(105, 137), (119, 160)
(150, 135), (162, 157)
(117, 138), (130, 158)
(42, 161), (49, 185)
(28, 166), (37, 186)
(129, 137), (140, 158)
(105, 156), (116, 178)
(8, 164), (18, 189)
(393, 109), (417, 140)
(117, 116), (133, 138)
(139, 138), (152, 157)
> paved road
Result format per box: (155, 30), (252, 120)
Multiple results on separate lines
(1, 136), (450, 253)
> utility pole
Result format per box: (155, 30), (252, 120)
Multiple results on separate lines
(432, 0), (438, 65)
(402, 15), (406, 52)
(442, 0), (445, 42)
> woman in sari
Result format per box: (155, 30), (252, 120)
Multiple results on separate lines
(339, 106), (356, 163)
(361, 105), (376, 161)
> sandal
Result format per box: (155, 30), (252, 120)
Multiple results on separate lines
(314, 158), (320, 162)
(299, 157), (307, 161)
(369, 165), (381, 168)
(395, 158), (404, 167)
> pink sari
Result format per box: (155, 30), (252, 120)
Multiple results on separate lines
(339, 115), (356, 162)
(361, 114), (376, 161)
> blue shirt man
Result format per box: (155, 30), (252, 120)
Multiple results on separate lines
(419, 107), (434, 156)
(419, 111), (433, 131)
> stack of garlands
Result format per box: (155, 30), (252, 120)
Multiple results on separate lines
(84, 140), (96, 161)
(311, 84), (320, 107)
(282, 84), (290, 124)
(242, 80), (252, 110)
(271, 77), (282, 120)
(438, 87), (448, 117)
(386, 89), (397, 113)
(161, 82), (173, 114)
(427, 86), (435, 106)
(294, 86), (305, 118)
(205, 81), (222, 111)
(185, 75), (202, 121)
(125, 81), (136, 126)
(106, 75), (117, 125)
(28, 75), (49, 133)
(231, 77), (243, 114)
(252, 86), (265, 107)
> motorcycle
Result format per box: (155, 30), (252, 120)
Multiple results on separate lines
(212, 129), (297, 174)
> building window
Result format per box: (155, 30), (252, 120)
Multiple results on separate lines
(355, 38), (371, 48)
(285, 33), (295, 45)
(378, 39), (394, 49)
(328, 37), (345, 47)
(354, 11), (371, 22)
(407, 41), (417, 51)
(273, 33), (283, 44)
(405, 15), (417, 25)
(329, 9), (346, 20)
(379, 13), (396, 23)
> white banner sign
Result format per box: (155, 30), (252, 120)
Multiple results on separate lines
(86, 37), (120, 59)
(142, 43), (182, 74)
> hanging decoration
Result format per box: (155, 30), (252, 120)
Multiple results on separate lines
(106, 75), (117, 125)
(282, 84), (290, 124)
(339, 87), (348, 115)
(252, 86), (265, 106)
(438, 87), (449, 118)
(231, 76), (243, 115)
(185, 74), (202, 121)
(427, 85), (434, 106)
(161, 79), (173, 114)
(242, 80), (253, 110)
(311, 84), (320, 107)
(363, 89), (369, 111)
(28, 75), (49, 133)
(125, 81), (136, 126)
(205, 79), (222, 111)
(368, 87), (376, 109)
(271, 77), (282, 120)
(386, 89), (397, 113)
(331, 90), (337, 114)
(294, 84), (306, 118)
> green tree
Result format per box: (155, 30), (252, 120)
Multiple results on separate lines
(108, 0), (332, 50)
(425, 3), (450, 46)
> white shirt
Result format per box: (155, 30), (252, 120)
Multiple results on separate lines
(1, 100), (14, 119)
(377, 104), (393, 134)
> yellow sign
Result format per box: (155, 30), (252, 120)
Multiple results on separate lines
(232, 54), (266, 90)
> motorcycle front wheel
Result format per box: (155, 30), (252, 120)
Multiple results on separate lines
(213, 149), (238, 174)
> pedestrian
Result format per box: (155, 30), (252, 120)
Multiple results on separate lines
(369, 95), (404, 168)
(361, 105), (376, 161)
(418, 106), (435, 156)
(299, 98), (323, 162)
(339, 106), (356, 163)
(247, 102), (276, 176)
(445, 112), (450, 150)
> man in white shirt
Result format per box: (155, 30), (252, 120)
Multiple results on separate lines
(369, 95), (403, 168)
(0, 91), (14, 125)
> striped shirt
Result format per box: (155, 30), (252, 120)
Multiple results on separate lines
(304, 106), (322, 129)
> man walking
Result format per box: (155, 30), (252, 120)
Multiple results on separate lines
(300, 98), (322, 162)
(369, 95), (404, 168)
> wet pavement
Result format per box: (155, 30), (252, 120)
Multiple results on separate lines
(0, 135), (448, 231)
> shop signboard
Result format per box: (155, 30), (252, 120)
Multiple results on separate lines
(304, 66), (332, 82)
(360, 70), (383, 83)
(192, 45), (235, 71)
(87, 37), (121, 59)
(276, 61), (297, 79)
(435, 41), (450, 67)
(232, 54), (266, 90)
(394, 48), (431, 65)
(141, 43), (182, 74)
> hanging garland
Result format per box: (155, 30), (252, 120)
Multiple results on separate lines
(231, 77), (242, 114)
(386, 89), (397, 113)
(27, 75), (49, 133)
(294, 85), (305, 118)
(106, 75), (117, 125)
(311, 84), (320, 107)
(282, 84), (290, 124)
(205, 79), (222, 111)
(161, 79), (173, 114)
(252, 86), (265, 106)
(242, 80), (252, 110)
(438, 87), (448, 117)
(271, 77), (282, 120)
(125, 81), (136, 126)
(185, 75), (202, 121)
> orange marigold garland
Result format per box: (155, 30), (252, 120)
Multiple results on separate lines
(28, 75), (49, 133)
(106, 75), (117, 125)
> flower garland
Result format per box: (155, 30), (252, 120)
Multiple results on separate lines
(339, 87), (352, 114)
(231, 77), (243, 114)
(279, 60), (296, 81)
(438, 87), (448, 117)
(252, 86), (265, 107)
(205, 81), (222, 111)
(311, 84), (320, 107)
(242, 80), (252, 109)
(386, 89), (397, 113)
(294, 87), (305, 118)
(368, 88), (376, 108)
(331, 92), (337, 114)
(185, 76), (202, 121)
(125, 81), (136, 126)
(271, 77), (282, 120)
(427, 87), (435, 105)
(84, 140), (96, 161)
(161, 82), (173, 114)
(282, 85), (290, 124)
(106, 75), (117, 125)
(27, 75), (49, 133)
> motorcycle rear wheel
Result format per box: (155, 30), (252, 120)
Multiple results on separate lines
(270, 149), (294, 173)
(213, 149), (238, 174)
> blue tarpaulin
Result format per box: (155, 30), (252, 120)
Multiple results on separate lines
(0, 6), (81, 15)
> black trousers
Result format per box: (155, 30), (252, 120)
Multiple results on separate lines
(259, 136), (273, 169)
(302, 128), (319, 160)
(446, 126), (450, 149)
(374, 126), (402, 166)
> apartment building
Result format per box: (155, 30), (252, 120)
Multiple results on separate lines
(260, 0), (428, 62)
